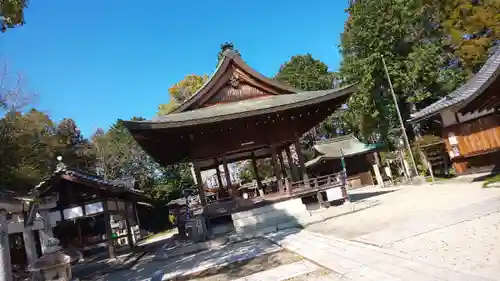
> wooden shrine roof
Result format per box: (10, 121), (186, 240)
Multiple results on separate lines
(31, 163), (148, 202)
(123, 50), (358, 166)
(410, 47), (500, 123)
(124, 84), (356, 130)
(305, 135), (383, 168)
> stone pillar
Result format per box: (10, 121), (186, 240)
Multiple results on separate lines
(270, 145), (284, 192)
(285, 145), (298, 181)
(0, 209), (12, 281)
(193, 161), (208, 206)
(103, 201), (116, 259)
(222, 155), (235, 198)
(294, 140), (309, 186)
(40, 211), (54, 255)
(23, 230), (38, 267)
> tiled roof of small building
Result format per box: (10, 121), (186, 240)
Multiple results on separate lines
(32, 163), (145, 198)
(410, 47), (500, 122)
(305, 135), (382, 168)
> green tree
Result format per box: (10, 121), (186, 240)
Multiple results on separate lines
(55, 118), (95, 170)
(0, 109), (59, 192)
(437, 0), (500, 73)
(157, 74), (209, 115)
(275, 54), (345, 148)
(92, 118), (193, 202)
(339, 0), (466, 142)
(0, 0), (28, 32)
(275, 54), (335, 91)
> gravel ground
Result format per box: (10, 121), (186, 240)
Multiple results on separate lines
(178, 250), (304, 281)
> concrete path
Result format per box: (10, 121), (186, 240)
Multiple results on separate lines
(232, 260), (320, 281)
(266, 229), (493, 281)
(355, 195), (500, 247)
(306, 182), (500, 279)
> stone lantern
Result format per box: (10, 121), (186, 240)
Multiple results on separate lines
(27, 231), (81, 281)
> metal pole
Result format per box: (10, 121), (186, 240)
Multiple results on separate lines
(381, 55), (419, 177)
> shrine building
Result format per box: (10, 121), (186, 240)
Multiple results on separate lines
(410, 48), (500, 175)
(124, 50), (358, 236)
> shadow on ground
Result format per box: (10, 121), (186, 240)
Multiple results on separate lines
(73, 204), (305, 281)
(348, 190), (396, 202)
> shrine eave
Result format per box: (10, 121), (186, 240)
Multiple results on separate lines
(409, 47), (500, 123)
(124, 83), (357, 131)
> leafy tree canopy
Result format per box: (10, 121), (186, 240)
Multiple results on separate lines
(275, 54), (346, 149)
(339, 0), (471, 142)
(0, 0), (27, 32)
(437, 0), (500, 73)
(158, 74), (208, 115)
(275, 54), (335, 91)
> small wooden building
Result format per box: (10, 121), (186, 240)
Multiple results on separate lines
(410, 48), (500, 175)
(305, 135), (383, 189)
(28, 162), (147, 259)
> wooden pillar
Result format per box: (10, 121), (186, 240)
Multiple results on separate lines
(278, 152), (288, 179)
(76, 219), (83, 248)
(222, 155), (235, 198)
(0, 209), (12, 281)
(214, 160), (224, 190)
(373, 151), (381, 167)
(270, 145), (284, 192)
(453, 159), (468, 175)
(294, 140), (309, 186)
(132, 203), (140, 228)
(102, 201), (116, 259)
(124, 203), (134, 249)
(193, 161), (207, 206)
(285, 145), (298, 181)
(251, 152), (263, 190)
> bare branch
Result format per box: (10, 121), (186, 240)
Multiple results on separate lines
(0, 61), (36, 112)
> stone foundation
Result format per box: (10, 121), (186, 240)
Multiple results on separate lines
(231, 198), (311, 234)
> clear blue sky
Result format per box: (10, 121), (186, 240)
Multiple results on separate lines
(0, 1), (349, 137)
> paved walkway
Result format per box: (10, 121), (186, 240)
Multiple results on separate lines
(306, 182), (500, 279)
(266, 229), (493, 281)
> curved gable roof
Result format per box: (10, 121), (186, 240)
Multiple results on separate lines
(172, 50), (299, 113)
(410, 47), (500, 123)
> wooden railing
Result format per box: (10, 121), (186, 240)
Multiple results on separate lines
(289, 173), (342, 195)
